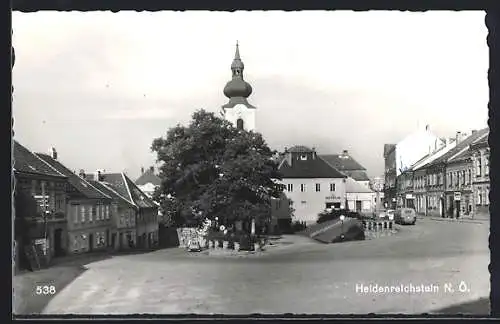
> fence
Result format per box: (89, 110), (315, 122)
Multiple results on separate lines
(361, 220), (397, 239)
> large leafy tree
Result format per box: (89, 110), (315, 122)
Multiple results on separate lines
(151, 109), (283, 228)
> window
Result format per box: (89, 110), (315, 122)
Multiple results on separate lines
(330, 183), (335, 192)
(300, 184), (306, 192)
(287, 184), (293, 192)
(89, 206), (94, 222)
(300, 155), (307, 161)
(105, 206), (110, 219)
(462, 171), (465, 185)
(315, 183), (321, 192)
(468, 169), (471, 184)
(485, 156), (489, 175)
(476, 157), (482, 177)
(448, 173), (452, 188)
(301, 201), (307, 204)
(437, 174), (442, 185)
(74, 205), (79, 224)
(81, 206), (86, 222)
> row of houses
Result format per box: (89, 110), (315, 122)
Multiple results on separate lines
(13, 141), (159, 268)
(384, 127), (489, 218)
(272, 146), (378, 227)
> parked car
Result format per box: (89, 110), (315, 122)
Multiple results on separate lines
(394, 208), (416, 225)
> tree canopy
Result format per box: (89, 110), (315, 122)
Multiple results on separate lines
(151, 109), (283, 228)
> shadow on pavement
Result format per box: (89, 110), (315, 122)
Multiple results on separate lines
(430, 297), (490, 315)
(13, 248), (167, 315)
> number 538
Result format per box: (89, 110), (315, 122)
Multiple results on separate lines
(35, 285), (56, 295)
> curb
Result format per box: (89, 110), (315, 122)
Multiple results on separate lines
(428, 217), (487, 225)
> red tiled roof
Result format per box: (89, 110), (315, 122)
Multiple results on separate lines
(279, 156), (346, 179)
(36, 153), (110, 200)
(13, 141), (66, 178)
(320, 154), (366, 171)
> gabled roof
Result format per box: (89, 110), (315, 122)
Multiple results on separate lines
(13, 141), (66, 178)
(88, 180), (136, 208)
(346, 177), (373, 193)
(411, 142), (457, 171)
(135, 168), (161, 186)
(279, 156), (346, 179)
(124, 175), (157, 208)
(448, 147), (473, 164)
(85, 172), (157, 209)
(427, 128), (489, 167)
(340, 170), (370, 182)
(36, 153), (110, 200)
(319, 154), (366, 171)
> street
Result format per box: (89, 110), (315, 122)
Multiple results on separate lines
(42, 218), (489, 315)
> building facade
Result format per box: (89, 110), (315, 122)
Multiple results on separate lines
(220, 42), (256, 132)
(13, 141), (68, 261)
(87, 172), (159, 249)
(89, 180), (138, 249)
(37, 152), (114, 255)
(445, 149), (474, 218)
(345, 177), (375, 213)
(470, 133), (490, 217)
(383, 144), (397, 209)
(277, 146), (347, 225)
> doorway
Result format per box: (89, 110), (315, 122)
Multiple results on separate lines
(355, 201), (362, 212)
(448, 197), (454, 217)
(106, 229), (110, 247)
(89, 233), (94, 252)
(54, 228), (63, 257)
(455, 201), (460, 218)
(440, 197), (445, 218)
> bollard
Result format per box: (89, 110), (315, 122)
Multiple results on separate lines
(389, 221), (393, 230)
(383, 222), (387, 229)
(223, 241), (229, 249)
(234, 242), (240, 251)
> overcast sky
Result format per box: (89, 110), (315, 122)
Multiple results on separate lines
(12, 11), (488, 180)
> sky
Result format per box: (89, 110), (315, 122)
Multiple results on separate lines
(12, 11), (488, 180)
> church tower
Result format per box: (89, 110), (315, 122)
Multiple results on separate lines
(221, 41), (256, 131)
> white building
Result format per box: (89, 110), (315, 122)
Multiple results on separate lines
(277, 146), (347, 225)
(395, 125), (444, 176)
(345, 177), (375, 213)
(220, 41), (256, 132)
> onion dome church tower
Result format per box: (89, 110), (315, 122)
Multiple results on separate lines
(220, 41), (256, 131)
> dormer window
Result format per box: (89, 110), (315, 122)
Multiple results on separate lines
(300, 155), (307, 161)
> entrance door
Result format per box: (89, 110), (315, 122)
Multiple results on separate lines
(455, 201), (460, 218)
(119, 233), (123, 249)
(54, 229), (63, 257)
(111, 233), (116, 249)
(355, 201), (362, 212)
(333, 203), (341, 209)
(325, 202), (334, 209)
(89, 233), (94, 252)
(449, 197), (454, 217)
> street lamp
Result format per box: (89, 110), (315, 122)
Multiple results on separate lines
(340, 215), (345, 240)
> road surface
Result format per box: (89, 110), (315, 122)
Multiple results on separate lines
(42, 218), (490, 315)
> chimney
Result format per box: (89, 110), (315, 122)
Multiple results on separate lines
(78, 169), (85, 178)
(49, 147), (58, 160)
(94, 169), (102, 182)
(141, 167), (144, 174)
(472, 129), (477, 135)
(425, 124), (430, 131)
(456, 131), (462, 143)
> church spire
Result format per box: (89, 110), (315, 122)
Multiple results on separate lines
(231, 41), (245, 77)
